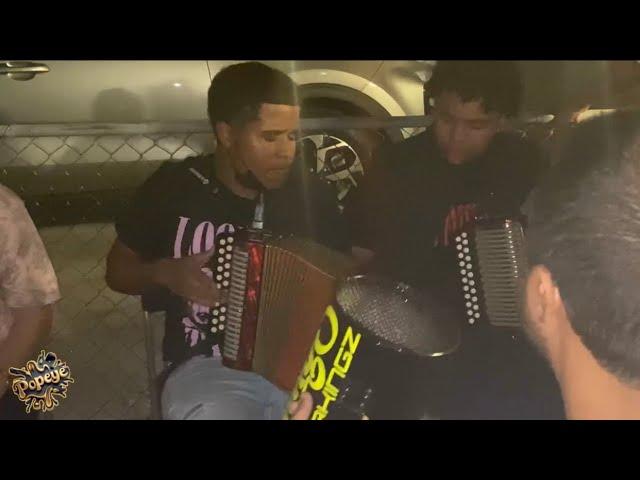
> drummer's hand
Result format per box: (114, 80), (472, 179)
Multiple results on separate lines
(287, 392), (313, 420)
(285, 392), (370, 420)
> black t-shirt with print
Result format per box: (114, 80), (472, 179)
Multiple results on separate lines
(347, 127), (548, 290)
(116, 154), (350, 366)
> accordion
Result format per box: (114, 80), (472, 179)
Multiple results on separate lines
(454, 215), (529, 328)
(214, 226), (356, 391)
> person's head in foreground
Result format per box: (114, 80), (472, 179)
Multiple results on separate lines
(523, 110), (640, 420)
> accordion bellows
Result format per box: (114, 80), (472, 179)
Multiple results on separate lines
(221, 231), (356, 391)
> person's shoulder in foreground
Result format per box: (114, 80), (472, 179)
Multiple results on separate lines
(0, 183), (60, 308)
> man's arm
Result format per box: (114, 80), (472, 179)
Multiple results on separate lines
(0, 305), (53, 397)
(106, 239), (167, 296)
(106, 239), (220, 308)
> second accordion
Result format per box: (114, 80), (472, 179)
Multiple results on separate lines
(454, 215), (529, 329)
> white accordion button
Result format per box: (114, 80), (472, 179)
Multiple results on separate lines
(465, 256), (471, 261)
(455, 236), (462, 243)
(227, 237), (234, 244)
(467, 310), (473, 316)
(470, 288), (477, 294)
(223, 280), (229, 287)
(217, 266), (223, 272)
(459, 261), (465, 267)
(461, 232), (468, 239)
(226, 245), (233, 252)
(469, 280), (475, 286)
(458, 253), (464, 259)
(466, 302), (472, 308)
(463, 248), (469, 253)
(457, 244), (463, 250)
(474, 312), (481, 319)
(220, 324), (225, 331)
(226, 254), (232, 260)
(220, 307), (226, 313)
(463, 285), (469, 291)
(219, 248), (224, 254)
(469, 318), (475, 325)
(465, 294), (471, 300)
(216, 275), (222, 281)
(219, 239), (226, 246)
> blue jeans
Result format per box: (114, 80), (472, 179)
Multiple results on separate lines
(161, 355), (290, 420)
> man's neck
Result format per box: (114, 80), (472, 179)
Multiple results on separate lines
(214, 150), (260, 200)
(561, 336), (640, 420)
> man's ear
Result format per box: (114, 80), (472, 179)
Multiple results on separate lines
(215, 122), (234, 150)
(527, 265), (565, 338)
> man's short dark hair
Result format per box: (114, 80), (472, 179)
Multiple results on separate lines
(426, 61), (523, 118)
(207, 62), (298, 129)
(526, 110), (640, 386)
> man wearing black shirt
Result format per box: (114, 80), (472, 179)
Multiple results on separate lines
(106, 62), (349, 419)
(344, 61), (564, 419)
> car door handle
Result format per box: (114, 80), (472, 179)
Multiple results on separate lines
(0, 61), (50, 80)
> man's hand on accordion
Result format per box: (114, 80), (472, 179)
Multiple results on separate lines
(153, 248), (222, 308)
(435, 203), (478, 247)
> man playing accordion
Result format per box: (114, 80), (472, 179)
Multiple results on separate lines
(106, 62), (350, 420)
